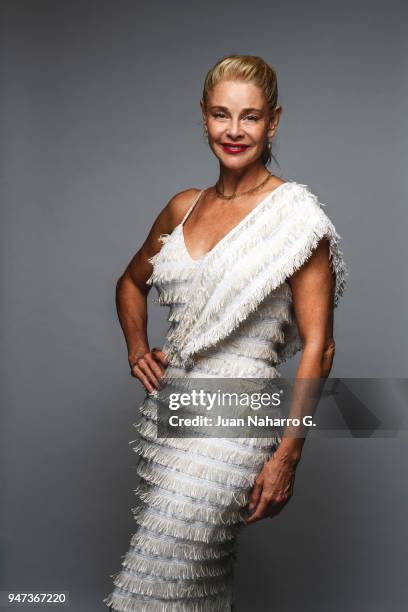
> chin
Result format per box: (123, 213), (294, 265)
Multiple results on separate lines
(220, 156), (256, 170)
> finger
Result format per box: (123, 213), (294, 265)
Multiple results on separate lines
(131, 364), (155, 394)
(152, 348), (169, 368)
(136, 356), (161, 388)
(246, 494), (270, 524)
(248, 480), (263, 509)
(145, 351), (167, 381)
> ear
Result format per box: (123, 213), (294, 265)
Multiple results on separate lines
(267, 105), (283, 137)
(200, 98), (206, 123)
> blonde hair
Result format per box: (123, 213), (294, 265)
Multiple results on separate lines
(202, 54), (280, 167)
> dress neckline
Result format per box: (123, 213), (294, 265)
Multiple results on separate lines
(180, 180), (292, 263)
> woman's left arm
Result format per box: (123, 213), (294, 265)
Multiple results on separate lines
(246, 237), (335, 523)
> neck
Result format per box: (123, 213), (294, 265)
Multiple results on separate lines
(217, 161), (270, 196)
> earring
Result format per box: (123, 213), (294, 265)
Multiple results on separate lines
(267, 135), (273, 151)
(203, 123), (208, 143)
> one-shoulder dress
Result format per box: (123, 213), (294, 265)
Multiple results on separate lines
(103, 181), (347, 611)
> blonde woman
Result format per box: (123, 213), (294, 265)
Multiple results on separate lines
(104, 55), (347, 611)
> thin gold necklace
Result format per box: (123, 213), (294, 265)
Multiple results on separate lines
(215, 172), (273, 200)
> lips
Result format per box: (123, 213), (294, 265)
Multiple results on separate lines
(221, 143), (251, 155)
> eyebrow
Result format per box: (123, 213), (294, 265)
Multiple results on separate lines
(210, 105), (263, 113)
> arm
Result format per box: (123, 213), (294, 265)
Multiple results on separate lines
(116, 188), (200, 393)
(273, 236), (336, 463)
(247, 237), (335, 522)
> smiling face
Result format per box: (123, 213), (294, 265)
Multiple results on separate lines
(201, 79), (281, 169)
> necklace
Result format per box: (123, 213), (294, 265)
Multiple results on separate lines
(215, 172), (273, 200)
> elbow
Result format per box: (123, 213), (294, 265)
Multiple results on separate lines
(301, 336), (336, 378)
(321, 337), (336, 377)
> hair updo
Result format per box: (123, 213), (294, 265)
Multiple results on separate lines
(202, 54), (280, 167)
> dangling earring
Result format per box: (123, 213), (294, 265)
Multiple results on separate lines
(267, 134), (273, 151)
(203, 123), (208, 143)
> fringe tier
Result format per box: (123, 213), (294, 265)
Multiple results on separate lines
(103, 395), (278, 610)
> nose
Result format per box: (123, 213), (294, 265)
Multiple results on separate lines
(226, 117), (244, 140)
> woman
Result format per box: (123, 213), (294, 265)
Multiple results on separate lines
(103, 55), (347, 611)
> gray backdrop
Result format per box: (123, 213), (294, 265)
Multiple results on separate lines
(1, 0), (407, 610)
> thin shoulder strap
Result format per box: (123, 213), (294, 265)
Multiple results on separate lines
(180, 189), (205, 226)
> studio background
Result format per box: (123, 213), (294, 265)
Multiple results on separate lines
(1, 1), (407, 610)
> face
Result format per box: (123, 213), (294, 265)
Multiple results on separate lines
(201, 79), (281, 169)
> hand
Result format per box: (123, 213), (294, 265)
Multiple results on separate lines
(246, 451), (298, 524)
(129, 347), (169, 394)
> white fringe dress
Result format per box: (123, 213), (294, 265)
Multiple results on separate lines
(103, 181), (348, 611)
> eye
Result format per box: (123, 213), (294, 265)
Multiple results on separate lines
(212, 111), (227, 119)
(244, 115), (260, 122)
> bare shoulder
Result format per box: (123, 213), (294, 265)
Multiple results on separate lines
(141, 187), (201, 254)
(166, 187), (202, 225)
(123, 187), (203, 288)
(271, 176), (287, 189)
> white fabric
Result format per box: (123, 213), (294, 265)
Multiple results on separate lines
(151, 181), (347, 369)
(103, 180), (348, 611)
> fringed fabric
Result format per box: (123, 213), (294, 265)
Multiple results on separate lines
(133, 417), (274, 469)
(104, 180), (348, 611)
(158, 182), (347, 368)
(145, 183), (349, 369)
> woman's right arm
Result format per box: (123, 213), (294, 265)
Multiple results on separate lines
(115, 188), (200, 393)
